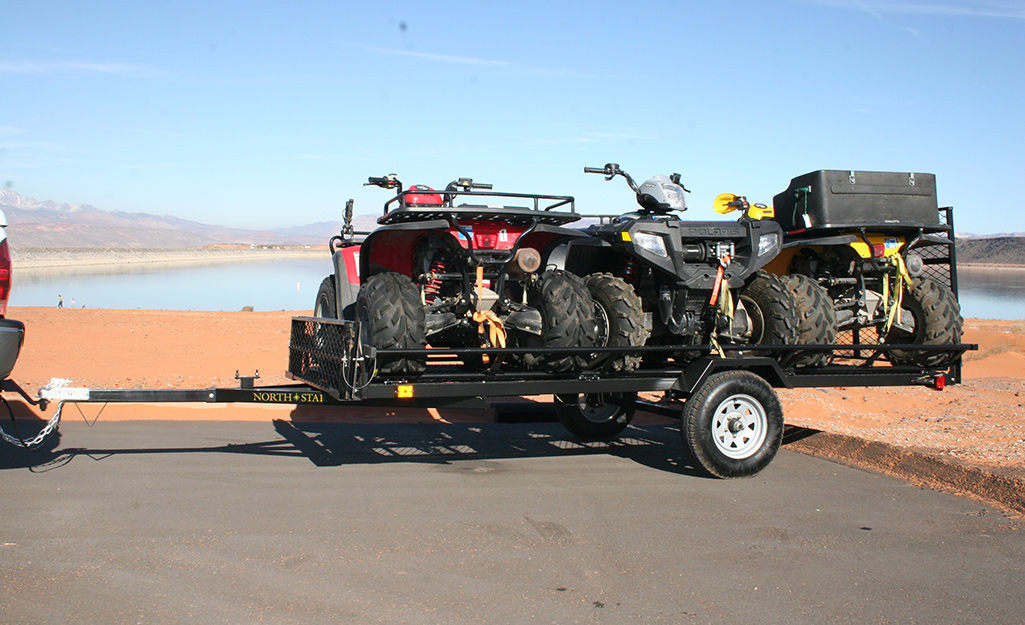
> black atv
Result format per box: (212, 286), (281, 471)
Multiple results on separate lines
(314, 175), (598, 375)
(558, 164), (798, 361)
(543, 164), (798, 441)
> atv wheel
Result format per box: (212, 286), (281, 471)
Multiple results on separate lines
(734, 271), (798, 357)
(781, 273), (836, 367)
(521, 270), (597, 372)
(356, 272), (427, 375)
(555, 392), (638, 439)
(314, 275), (337, 319)
(682, 370), (784, 478)
(885, 276), (963, 367)
(585, 273), (649, 372)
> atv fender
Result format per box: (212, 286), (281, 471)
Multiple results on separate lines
(548, 237), (615, 275)
(331, 245), (362, 320)
(781, 234), (859, 249)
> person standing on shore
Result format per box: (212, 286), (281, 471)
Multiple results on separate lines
(58, 294), (63, 309)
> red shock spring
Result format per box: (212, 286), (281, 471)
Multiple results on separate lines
(619, 257), (640, 285)
(423, 260), (446, 304)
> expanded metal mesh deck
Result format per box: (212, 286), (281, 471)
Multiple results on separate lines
(287, 316), (364, 399)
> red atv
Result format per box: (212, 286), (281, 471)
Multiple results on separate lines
(315, 175), (597, 375)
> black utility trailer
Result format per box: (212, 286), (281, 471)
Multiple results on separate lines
(5, 201), (973, 478)
(16, 315), (973, 479)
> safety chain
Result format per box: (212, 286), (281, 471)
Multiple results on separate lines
(1, 395), (64, 449)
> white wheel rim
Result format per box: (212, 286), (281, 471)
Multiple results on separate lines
(711, 393), (768, 459)
(574, 394), (620, 424)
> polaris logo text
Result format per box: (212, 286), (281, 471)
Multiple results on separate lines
(683, 227), (743, 237)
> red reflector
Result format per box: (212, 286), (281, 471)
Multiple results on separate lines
(935, 375), (946, 390)
(475, 233), (498, 249)
(872, 244), (885, 257)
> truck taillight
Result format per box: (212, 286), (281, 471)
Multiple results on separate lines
(0, 238), (11, 317)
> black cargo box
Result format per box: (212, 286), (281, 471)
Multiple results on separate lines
(772, 170), (938, 233)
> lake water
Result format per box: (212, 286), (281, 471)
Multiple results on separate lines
(11, 258), (334, 313)
(8, 259), (1024, 320)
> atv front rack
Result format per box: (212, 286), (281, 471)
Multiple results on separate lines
(379, 188), (579, 226)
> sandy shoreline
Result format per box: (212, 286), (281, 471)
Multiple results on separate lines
(10, 246), (329, 272)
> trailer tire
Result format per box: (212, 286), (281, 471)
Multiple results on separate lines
(682, 370), (784, 478)
(314, 275), (337, 319)
(356, 272), (427, 375)
(555, 392), (637, 439)
(886, 276), (963, 367)
(781, 273), (836, 367)
(734, 271), (799, 358)
(585, 273), (648, 372)
(521, 271), (597, 372)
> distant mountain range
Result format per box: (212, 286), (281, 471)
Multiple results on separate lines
(0, 189), (381, 248)
(955, 237), (1025, 265)
(2, 189), (1023, 262)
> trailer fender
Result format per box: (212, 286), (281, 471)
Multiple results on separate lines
(672, 357), (790, 397)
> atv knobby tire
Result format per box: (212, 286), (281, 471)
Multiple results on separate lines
(356, 271), (427, 375)
(781, 273), (836, 368)
(734, 271), (798, 358)
(521, 270), (597, 372)
(886, 276), (963, 367)
(585, 273), (649, 372)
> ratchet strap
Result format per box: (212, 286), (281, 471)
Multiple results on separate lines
(473, 310), (507, 349)
(882, 254), (913, 333)
(708, 256), (733, 357)
(473, 266), (507, 359)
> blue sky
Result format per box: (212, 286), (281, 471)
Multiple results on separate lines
(2, 0), (1023, 234)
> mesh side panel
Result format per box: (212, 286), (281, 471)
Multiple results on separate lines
(914, 208), (956, 290)
(288, 317), (360, 399)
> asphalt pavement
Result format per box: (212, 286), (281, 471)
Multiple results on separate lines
(2, 419), (1023, 624)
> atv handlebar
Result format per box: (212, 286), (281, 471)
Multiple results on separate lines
(585, 163), (640, 192)
(365, 174), (402, 189)
(447, 178), (492, 192)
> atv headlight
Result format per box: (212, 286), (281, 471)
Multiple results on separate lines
(633, 231), (669, 258)
(757, 232), (780, 258)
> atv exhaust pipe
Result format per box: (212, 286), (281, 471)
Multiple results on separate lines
(509, 247), (542, 275)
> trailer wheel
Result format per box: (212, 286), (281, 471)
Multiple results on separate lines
(781, 273), (836, 367)
(555, 392), (638, 439)
(735, 271), (798, 358)
(585, 273), (649, 372)
(682, 370), (784, 478)
(521, 271), (597, 372)
(356, 272), (427, 375)
(886, 276), (963, 367)
(314, 275), (337, 319)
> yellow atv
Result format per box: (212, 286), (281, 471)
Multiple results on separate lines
(715, 170), (963, 368)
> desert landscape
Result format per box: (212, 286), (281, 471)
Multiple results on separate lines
(5, 300), (1024, 515)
